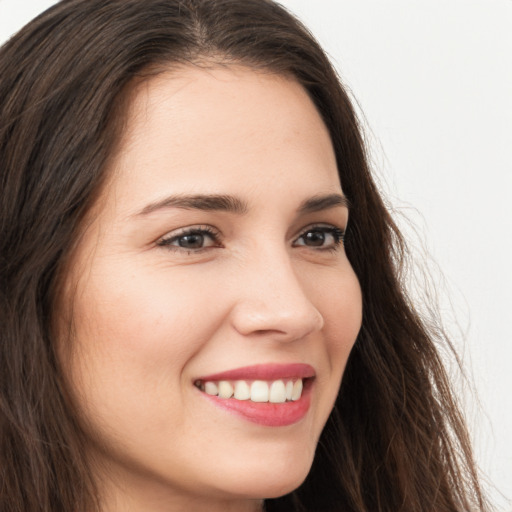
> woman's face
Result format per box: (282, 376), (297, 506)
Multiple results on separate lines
(59, 66), (362, 511)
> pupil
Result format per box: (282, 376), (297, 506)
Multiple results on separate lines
(305, 231), (325, 246)
(179, 234), (203, 248)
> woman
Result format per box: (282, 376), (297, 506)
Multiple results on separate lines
(0, 0), (489, 511)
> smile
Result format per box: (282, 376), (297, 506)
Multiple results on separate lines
(194, 364), (315, 426)
(194, 378), (304, 403)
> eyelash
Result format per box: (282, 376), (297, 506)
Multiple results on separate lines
(294, 225), (345, 252)
(157, 225), (221, 253)
(156, 224), (346, 253)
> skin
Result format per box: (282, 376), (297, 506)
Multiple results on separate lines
(58, 65), (363, 512)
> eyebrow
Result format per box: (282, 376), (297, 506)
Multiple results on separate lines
(297, 193), (351, 214)
(136, 194), (248, 216)
(135, 192), (349, 217)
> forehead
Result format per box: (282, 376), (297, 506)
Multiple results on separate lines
(104, 64), (341, 214)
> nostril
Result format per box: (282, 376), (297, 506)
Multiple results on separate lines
(230, 298), (324, 341)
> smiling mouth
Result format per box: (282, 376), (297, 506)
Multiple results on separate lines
(194, 373), (314, 427)
(193, 363), (316, 415)
(194, 378), (308, 403)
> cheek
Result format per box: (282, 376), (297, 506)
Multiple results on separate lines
(63, 265), (222, 420)
(314, 267), (362, 383)
(326, 285), (362, 359)
(73, 264), (216, 358)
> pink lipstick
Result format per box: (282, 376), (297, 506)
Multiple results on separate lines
(198, 363), (315, 382)
(194, 363), (315, 427)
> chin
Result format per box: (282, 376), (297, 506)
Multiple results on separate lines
(257, 473), (309, 500)
(226, 472), (309, 501)
(215, 448), (314, 500)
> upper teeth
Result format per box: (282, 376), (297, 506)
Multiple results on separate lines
(199, 379), (304, 403)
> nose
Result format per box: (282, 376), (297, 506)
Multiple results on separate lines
(229, 250), (324, 343)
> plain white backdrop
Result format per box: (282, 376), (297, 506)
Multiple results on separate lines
(1, 0), (511, 509)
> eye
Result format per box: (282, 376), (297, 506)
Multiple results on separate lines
(157, 226), (221, 252)
(293, 225), (345, 250)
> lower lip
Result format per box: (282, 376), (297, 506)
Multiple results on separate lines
(199, 383), (312, 427)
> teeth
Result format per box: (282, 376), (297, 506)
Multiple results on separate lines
(218, 381), (234, 399)
(234, 380), (250, 400)
(291, 379), (303, 401)
(285, 380), (293, 400)
(269, 380), (286, 403)
(201, 378), (304, 403)
(251, 380), (269, 402)
(204, 381), (218, 396)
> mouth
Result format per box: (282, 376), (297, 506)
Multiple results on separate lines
(194, 363), (315, 427)
(194, 377), (308, 403)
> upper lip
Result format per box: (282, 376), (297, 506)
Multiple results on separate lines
(196, 363), (316, 382)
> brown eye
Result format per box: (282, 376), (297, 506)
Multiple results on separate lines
(294, 226), (345, 250)
(302, 230), (326, 247)
(177, 233), (207, 249)
(157, 226), (221, 252)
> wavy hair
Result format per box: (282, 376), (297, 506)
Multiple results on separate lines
(0, 1), (487, 510)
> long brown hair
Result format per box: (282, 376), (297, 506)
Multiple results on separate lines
(0, 1), (488, 511)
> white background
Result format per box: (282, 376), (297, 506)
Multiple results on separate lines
(1, 0), (510, 509)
